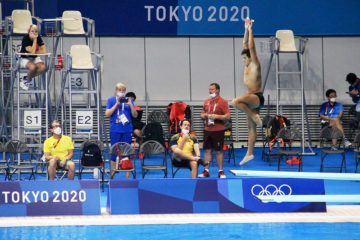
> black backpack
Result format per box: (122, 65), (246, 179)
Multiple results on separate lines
(265, 115), (291, 141)
(81, 143), (103, 166)
(142, 122), (165, 146)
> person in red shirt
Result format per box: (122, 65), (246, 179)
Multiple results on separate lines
(199, 83), (230, 178)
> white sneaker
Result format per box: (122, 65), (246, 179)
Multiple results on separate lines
(198, 170), (210, 178)
(344, 139), (352, 148)
(19, 81), (30, 91)
(218, 171), (226, 178)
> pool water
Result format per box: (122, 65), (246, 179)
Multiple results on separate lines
(1, 223), (360, 240)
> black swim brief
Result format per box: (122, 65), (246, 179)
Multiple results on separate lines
(254, 92), (264, 110)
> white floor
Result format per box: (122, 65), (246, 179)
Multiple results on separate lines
(1, 206), (360, 227)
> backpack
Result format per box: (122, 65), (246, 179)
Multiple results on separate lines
(265, 115), (290, 141)
(142, 122), (165, 146)
(81, 143), (103, 166)
(167, 102), (191, 135)
(265, 115), (290, 151)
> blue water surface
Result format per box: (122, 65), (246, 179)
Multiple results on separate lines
(1, 223), (360, 240)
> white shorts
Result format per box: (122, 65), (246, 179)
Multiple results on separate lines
(21, 57), (43, 68)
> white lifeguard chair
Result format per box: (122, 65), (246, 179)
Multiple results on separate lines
(55, 45), (104, 141)
(262, 30), (313, 155)
(61, 11), (95, 51)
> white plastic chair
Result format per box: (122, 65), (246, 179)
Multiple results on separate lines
(11, 9), (33, 34)
(69, 45), (94, 69)
(62, 11), (85, 35)
(275, 30), (297, 52)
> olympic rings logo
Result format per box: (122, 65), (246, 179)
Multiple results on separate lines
(251, 184), (292, 196)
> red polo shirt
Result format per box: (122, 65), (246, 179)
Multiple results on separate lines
(202, 96), (230, 132)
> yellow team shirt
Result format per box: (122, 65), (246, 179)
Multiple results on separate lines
(170, 134), (198, 157)
(43, 135), (74, 161)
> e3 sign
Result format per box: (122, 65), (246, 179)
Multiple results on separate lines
(76, 110), (93, 133)
(24, 110), (42, 130)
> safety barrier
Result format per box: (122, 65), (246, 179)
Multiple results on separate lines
(0, 180), (101, 216)
(107, 178), (326, 214)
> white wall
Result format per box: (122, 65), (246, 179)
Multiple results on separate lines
(323, 37), (360, 102)
(52, 36), (360, 106)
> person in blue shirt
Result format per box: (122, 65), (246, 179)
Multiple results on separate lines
(105, 83), (138, 179)
(319, 89), (351, 149)
(346, 73), (360, 112)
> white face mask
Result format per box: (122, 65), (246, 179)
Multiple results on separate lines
(54, 127), (62, 135)
(181, 129), (190, 135)
(117, 92), (126, 98)
(330, 98), (336, 103)
(209, 93), (217, 99)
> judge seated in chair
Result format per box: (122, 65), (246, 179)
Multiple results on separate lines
(43, 120), (75, 180)
(319, 89), (351, 150)
(170, 120), (207, 178)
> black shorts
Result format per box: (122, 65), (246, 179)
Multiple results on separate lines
(172, 159), (191, 169)
(254, 92), (264, 110)
(203, 130), (225, 151)
(132, 121), (145, 131)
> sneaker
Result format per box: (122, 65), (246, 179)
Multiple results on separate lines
(331, 145), (338, 151)
(19, 80), (30, 91)
(218, 171), (226, 179)
(344, 139), (352, 148)
(198, 170), (210, 178)
(286, 156), (301, 165)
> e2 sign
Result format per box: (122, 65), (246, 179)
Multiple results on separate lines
(76, 110), (93, 132)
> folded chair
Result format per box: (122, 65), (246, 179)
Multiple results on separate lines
(140, 140), (167, 178)
(276, 127), (303, 172)
(5, 140), (35, 180)
(0, 142), (9, 180)
(169, 149), (189, 178)
(110, 142), (136, 179)
(354, 132), (360, 173)
(320, 126), (346, 173)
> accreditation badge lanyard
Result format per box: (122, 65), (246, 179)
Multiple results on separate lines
(325, 103), (334, 118)
(51, 136), (62, 153)
(208, 100), (217, 114)
(117, 103), (125, 122)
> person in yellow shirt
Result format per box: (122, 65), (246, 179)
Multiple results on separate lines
(43, 120), (75, 180)
(170, 120), (207, 178)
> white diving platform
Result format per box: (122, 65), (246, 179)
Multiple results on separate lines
(229, 170), (360, 181)
(255, 195), (360, 203)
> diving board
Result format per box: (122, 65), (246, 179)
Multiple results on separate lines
(230, 170), (360, 181)
(255, 195), (360, 203)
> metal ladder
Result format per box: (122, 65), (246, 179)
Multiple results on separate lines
(14, 53), (51, 140)
(262, 33), (315, 156)
(0, 43), (17, 141)
(14, 53), (51, 176)
(54, 50), (107, 143)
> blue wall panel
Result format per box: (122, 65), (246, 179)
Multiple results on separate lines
(2, 0), (360, 36)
